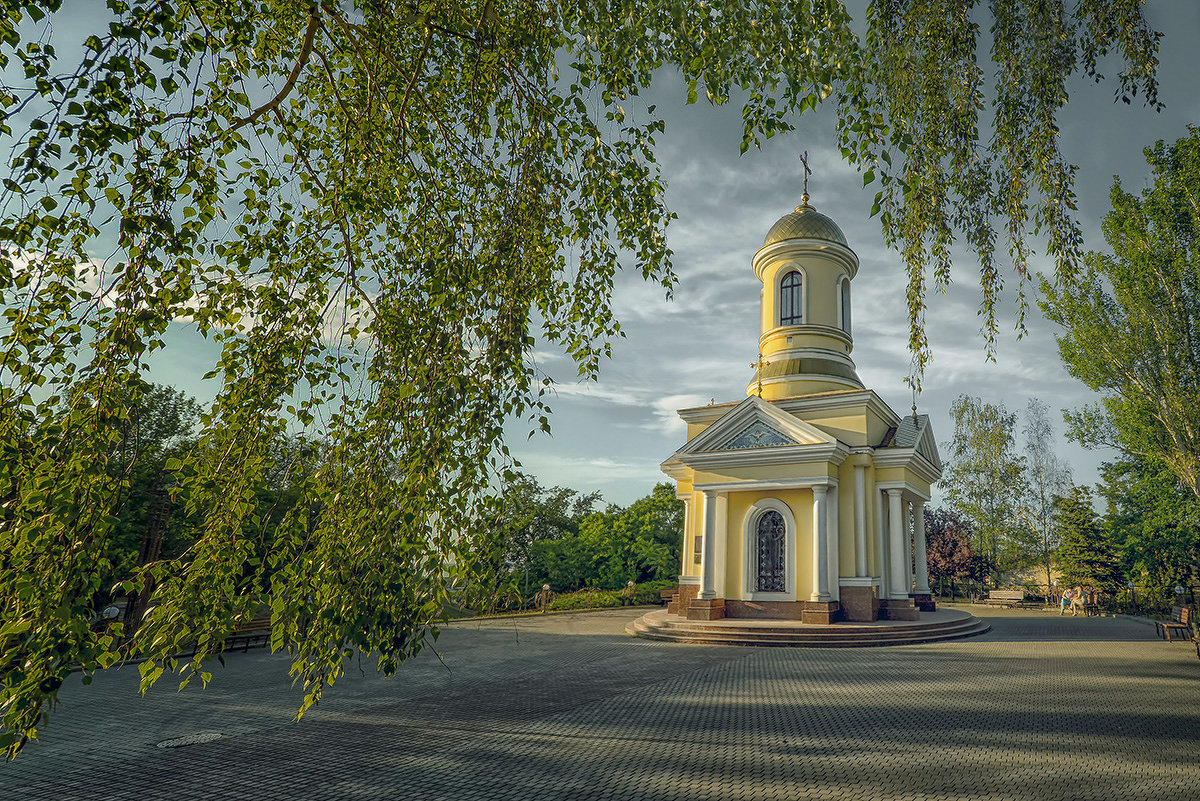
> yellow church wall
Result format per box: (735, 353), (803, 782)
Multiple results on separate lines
(760, 377), (859, 400)
(759, 329), (851, 355)
(875, 466), (907, 485)
(905, 472), (933, 499)
(691, 462), (835, 485)
(759, 253), (851, 331)
(836, 460), (854, 576)
(865, 406), (895, 445)
(800, 409), (869, 447)
(722, 487), (815, 600)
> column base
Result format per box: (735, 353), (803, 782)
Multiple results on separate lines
(686, 598), (726, 621)
(878, 598), (920, 621)
(839, 585), (879, 622)
(668, 583), (700, 616)
(801, 601), (841, 625)
(910, 593), (936, 612)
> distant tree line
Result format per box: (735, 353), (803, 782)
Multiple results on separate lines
(50, 382), (682, 620)
(459, 475), (683, 614)
(929, 129), (1200, 611)
(930, 392), (1197, 610)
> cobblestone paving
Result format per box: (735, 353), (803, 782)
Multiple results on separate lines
(3, 606), (1197, 800)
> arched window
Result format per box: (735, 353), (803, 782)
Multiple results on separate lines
(780, 270), (803, 325)
(755, 510), (786, 592)
(839, 276), (851, 334)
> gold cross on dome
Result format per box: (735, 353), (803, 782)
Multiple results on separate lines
(799, 150), (812, 203)
(750, 352), (770, 397)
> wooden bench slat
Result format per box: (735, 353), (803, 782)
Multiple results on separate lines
(1157, 606), (1191, 643)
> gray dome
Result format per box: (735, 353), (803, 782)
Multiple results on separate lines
(764, 203), (848, 247)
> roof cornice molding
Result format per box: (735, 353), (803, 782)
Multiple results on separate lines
(693, 475), (840, 493)
(675, 440), (850, 472)
(873, 448), (942, 484)
(772, 389), (901, 425)
(753, 238), (859, 280)
(875, 479), (932, 503)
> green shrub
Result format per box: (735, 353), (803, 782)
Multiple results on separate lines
(546, 580), (677, 611)
(550, 589), (622, 611)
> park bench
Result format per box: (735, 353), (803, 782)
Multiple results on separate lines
(186, 616), (272, 657)
(224, 617), (272, 652)
(1156, 605), (1191, 643)
(980, 589), (1025, 608)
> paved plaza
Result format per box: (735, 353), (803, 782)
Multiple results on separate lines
(2, 606), (1198, 800)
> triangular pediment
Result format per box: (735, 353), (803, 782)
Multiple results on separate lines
(672, 395), (836, 458)
(915, 420), (942, 470)
(718, 420), (793, 450)
(877, 413), (942, 474)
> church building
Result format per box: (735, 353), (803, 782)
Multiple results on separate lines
(661, 192), (942, 624)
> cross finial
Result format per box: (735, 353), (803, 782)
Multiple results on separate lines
(799, 150), (812, 205)
(750, 352), (770, 398)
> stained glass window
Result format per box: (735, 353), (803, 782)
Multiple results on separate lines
(756, 510), (786, 592)
(780, 270), (803, 325)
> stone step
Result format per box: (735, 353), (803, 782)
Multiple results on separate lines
(625, 610), (990, 648)
(626, 620), (989, 647)
(648, 613), (973, 637)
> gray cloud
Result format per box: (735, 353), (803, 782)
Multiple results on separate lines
(513, 2), (1199, 506)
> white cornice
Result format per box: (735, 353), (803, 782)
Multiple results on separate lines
(752, 238), (859, 280)
(673, 395), (836, 455)
(752, 374), (865, 393)
(772, 389), (902, 426)
(875, 479), (933, 502)
(694, 475), (840, 493)
(677, 440), (850, 471)
(760, 326), (853, 348)
(873, 447), (942, 484)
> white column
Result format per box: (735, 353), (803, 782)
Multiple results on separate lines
(875, 487), (888, 598)
(698, 490), (719, 600)
(903, 499), (914, 594)
(827, 484), (840, 603)
(714, 492), (729, 598)
(854, 464), (867, 577)
(887, 489), (908, 600)
(680, 495), (693, 577)
(914, 500), (931, 595)
(811, 484), (830, 601)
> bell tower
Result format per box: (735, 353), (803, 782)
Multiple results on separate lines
(747, 189), (864, 400)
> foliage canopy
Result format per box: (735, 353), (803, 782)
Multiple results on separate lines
(941, 395), (1030, 582)
(0, 0), (1162, 755)
(1042, 126), (1200, 499)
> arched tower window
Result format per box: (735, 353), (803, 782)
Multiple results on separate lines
(755, 510), (786, 592)
(839, 276), (851, 334)
(780, 270), (803, 325)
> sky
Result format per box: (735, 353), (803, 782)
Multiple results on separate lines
(25, 2), (1200, 509)
(499, 2), (1200, 507)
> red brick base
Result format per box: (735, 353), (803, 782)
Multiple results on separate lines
(910, 593), (937, 612)
(879, 598), (920, 620)
(686, 598), (726, 620)
(668, 583), (699, 616)
(800, 601), (841, 624)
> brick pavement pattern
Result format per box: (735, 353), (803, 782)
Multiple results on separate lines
(2, 606), (1197, 800)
